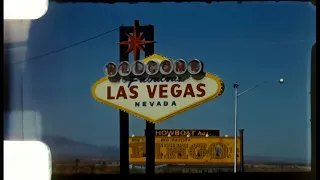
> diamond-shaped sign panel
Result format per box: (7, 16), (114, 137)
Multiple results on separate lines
(92, 54), (224, 123)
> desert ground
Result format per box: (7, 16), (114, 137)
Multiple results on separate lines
(52, 161), (311, 174)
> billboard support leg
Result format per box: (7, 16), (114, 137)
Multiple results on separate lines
(239, 129), (244, 172)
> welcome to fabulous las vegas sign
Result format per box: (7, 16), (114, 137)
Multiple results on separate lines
(92, 54), (224, 124)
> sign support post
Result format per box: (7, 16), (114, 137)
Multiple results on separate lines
(118, 21), (155, 174)
(119, 25), (130, 175)
(144, 25), (156, 175)
(239, 129), (244, 172)
(93, 20), (224, 174)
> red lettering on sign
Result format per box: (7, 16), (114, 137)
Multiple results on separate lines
(129, 86), (138, 99)
(183, 84), (195, 97)
(196, 83), (206, 97)
(116, 86), (128, 99)
(147, 85), (157, 98)
(106, 86), (115, 99)
(159, 84), (168, 98)
(171, 84), (182, 97)
(107, 83), (207, 100)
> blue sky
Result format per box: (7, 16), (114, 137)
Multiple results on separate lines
(5, 2), (315, 161)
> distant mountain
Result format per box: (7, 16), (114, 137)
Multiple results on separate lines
(41, 135), (119, 161)
(41, 135), (309, 165)
(244, 155), (310, 165)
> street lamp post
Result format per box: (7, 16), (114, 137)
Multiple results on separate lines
(233, 82), (239, 173)
(233, 79), (284, 173)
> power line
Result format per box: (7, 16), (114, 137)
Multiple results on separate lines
(5, 27), (119, 65)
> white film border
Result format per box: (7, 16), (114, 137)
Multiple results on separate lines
(4, 0), (48, 19)
(4, 141), (52, 180)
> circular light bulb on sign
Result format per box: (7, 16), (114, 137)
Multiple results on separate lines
(145, 60), (159, 76)
(188, 58), (203, 75)
(131, 60), (145, 76)
(173, 59), (188, 75)
(159, 59), (173, 75)
(104, 62), (118, 77)
(118, 61), (131, 77)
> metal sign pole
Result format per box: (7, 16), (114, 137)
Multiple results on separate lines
(119, 26), (130, 175)
(118, 21), (155, 175)
(144, 24), (156, 175)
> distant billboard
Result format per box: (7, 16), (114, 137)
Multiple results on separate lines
(129, 136), (241, 165)
(145, 129), (220, 136)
